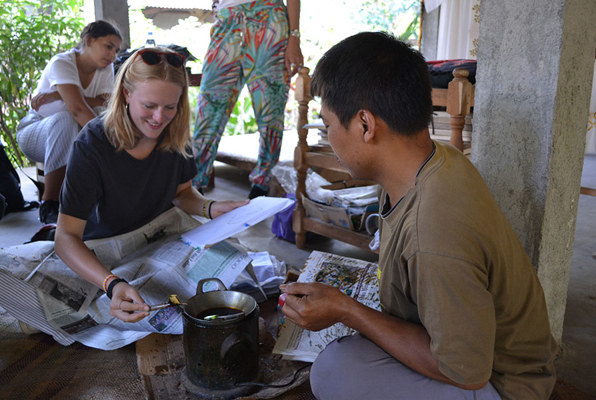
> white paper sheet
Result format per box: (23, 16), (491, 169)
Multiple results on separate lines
(181, 196), (294, 248)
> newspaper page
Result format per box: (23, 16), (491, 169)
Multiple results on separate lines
(272, 251), (381, 362)
(0, 207), (253, 350)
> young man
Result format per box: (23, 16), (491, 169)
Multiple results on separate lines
(281, 32), (558, 400)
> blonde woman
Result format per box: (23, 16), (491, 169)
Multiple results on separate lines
(54, 47), (247, 323)
(17, 20), (122, 224)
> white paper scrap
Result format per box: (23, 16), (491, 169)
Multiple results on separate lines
(248, 251), (274, 267)
(181, 196), (294, 248)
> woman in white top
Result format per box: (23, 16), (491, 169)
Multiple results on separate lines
(17, 20), (122, 224)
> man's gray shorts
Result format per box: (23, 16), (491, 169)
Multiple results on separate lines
(310, 333), (502, 400)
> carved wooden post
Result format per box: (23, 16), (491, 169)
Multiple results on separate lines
(293, 67), (312, 249)
(447, 68), (475, 151)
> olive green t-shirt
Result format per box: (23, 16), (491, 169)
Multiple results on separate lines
(378, 141), (558, 399)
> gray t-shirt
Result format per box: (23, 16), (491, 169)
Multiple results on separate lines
(60, 117), (197, 240)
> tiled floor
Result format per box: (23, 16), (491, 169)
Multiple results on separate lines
(1, 159), (595, 396)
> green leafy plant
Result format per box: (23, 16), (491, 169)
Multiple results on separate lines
(224, 88), (258, 136)
(358, 0), (421, 43)
(0, 0), (84, 166)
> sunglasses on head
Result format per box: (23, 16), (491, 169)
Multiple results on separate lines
(133, 49), (186, 68)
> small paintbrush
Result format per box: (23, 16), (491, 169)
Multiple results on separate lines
(149, 294), (186, 311)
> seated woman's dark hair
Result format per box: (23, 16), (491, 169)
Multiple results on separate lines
(311, 31), (433, 136)
(78, 20), (122, 47)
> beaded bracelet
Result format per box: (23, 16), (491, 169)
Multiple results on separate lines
(202, 200), (214, 219)
(103, 274), (119, 293)
(106, 278), (127, 300)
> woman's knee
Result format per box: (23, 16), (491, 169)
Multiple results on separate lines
(16, 123), (45, 162)
(45, 112), (80, 140)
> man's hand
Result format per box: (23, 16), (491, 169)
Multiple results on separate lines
(281, 282), (350, 331)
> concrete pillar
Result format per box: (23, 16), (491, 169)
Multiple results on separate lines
(421, 7), (440, 61)
(90, 0), (130, 51)
(472, 0), (596, 341)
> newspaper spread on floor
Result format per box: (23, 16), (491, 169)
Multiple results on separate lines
(272, 250), (381, 362)
(0, 207), (252, 350)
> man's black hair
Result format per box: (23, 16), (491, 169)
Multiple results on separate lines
(311, 31), (433, 135)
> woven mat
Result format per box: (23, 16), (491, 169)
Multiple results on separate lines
(2, 310), (594, 400)
(0, 311), (145, 400)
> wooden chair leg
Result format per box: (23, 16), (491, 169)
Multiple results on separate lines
(449, 115), (465, 152)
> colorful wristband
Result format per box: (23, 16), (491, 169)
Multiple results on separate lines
(202, 200), (214, 219)
(106, 278), (127, 299)
(208, 200), (214, 219)
(103, 274), (119, 293)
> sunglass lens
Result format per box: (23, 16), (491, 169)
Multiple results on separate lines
(141, 51), (161, 65)
(166, 54), (184, 67)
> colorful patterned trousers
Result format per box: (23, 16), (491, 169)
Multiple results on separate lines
(192, 0), (290, 190)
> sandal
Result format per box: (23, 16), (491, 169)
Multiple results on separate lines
(39, 200), (59, 224)
(26, 224), (56, 243)
(21, 201), (40, 211)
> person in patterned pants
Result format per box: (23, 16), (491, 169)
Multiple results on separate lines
(192, 0), (303, 199)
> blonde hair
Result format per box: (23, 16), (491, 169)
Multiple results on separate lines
(104, 46), (191, 156)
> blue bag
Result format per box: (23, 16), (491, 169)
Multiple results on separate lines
(271, 193), (296, 243)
